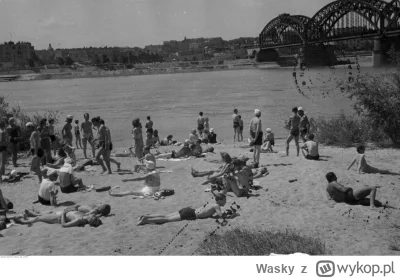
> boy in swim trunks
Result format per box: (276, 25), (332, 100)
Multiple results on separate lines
(74, 120), (83, 149)
(81, 113), (95, 159)
(233, 108), (240, 142)
(347, 145), (399, 175)
(301, 133), (319, 160)
(238, 115), (244, 142)
(325, 172), (381, 209)
(137, 192), (228, 225)
(145, 116), (154, 134)
(285, 107), (301, 156)
(298, 107), (310, 143)
(197, 112), (205, 136)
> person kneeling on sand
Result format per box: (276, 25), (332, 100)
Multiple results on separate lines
(137, 191), (229, 225)
(261, 128), (275, 152)
(59, 158), (90, 194)
(326, 172), (381, 209)
(13, 208), (102, 228)
(109, 160), (160, 197)
(347, 145), (400, 175)
(37, 168), (58, 206)
(301, 133), (319, 160)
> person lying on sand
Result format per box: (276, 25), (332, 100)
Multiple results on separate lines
(195, 155), (268, 180)
(300, 133), (319, 160)
(137, 191), (230, 225)
(326, 172), (381, 209)
(13, 208), (102, 228)
(109, 160), (160, 197)
(64, 203), (111, 216)
(347, 145), (400, 175)
(154, 140), (192, 159)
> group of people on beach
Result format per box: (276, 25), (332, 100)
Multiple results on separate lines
(0, 105), (398, 232)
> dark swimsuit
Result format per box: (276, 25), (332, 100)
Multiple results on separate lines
(178, 207), (197, 220)
(290, 128), (300, 137)
(344, 190), (357, 204)
(38, 195), (51, 206)
(306, 154), (320, 160)
(250, 131), (263, 146)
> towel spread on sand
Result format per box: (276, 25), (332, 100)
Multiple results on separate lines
(157, 158), (193, 162)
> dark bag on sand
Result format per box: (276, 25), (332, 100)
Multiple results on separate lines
(160, 189), (174, 197)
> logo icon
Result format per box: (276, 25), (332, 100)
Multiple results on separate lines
(316, 261), (335, 277)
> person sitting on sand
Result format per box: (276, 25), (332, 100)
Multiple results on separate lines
(30, 148), (45, 183)
(189, 129), (199, 144)
(201, 129), (210, 144)
(155, 140), (192, 160)
(152, 130), (160, 146)
(261, 128), (275, 152)
(191, 139), (203, 157)
(326, 172), (381, 209)
(137, 191), (228, 225)
(46, 148), (68, 169)
(301, 133), (319, 160)
(347, 145), (399, 175)
(208, 128), (217, 144)
(109, 160), (160, 197)
(63, 144), (76, 166)
(13, 208), (102, 228)
(58, 158), (88, 194)
(37, 168), (59, 206)
(132, 146), (156, 173)
(160, 135), (174, 146)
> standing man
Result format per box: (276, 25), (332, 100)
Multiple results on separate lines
(0, 121), (9, 179)
(298, 107), (310, 143)
(62, 115), (74, 146)
(7, 117), (20, 167)
(197, 112), (205, 136)
(232, 108), (240, 142)
(145, 116), (154, 135)
(91, 117), (112, 175)
(81, 113), (95, 159)
(249, 109), (263, 168)
(286, 107), (301, 156)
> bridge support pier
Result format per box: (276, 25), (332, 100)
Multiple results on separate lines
(256, 49), (280, 62)
(373, 38), (384, 67)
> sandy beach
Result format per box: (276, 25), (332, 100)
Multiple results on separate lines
(1, 139), (399, 255)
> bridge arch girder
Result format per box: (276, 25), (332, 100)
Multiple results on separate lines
(307, 0), (389, 41)
(259, 15), (311, 47)
(383, 0), (400, 31)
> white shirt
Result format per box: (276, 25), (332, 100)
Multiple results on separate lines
(59, 163), (74, 187)
(38, 179), (56, 201)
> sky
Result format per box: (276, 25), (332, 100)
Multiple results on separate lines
(0, 0), (333, 50)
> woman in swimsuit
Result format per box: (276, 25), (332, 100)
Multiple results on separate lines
(232, 108), (240, 142)
(132, 118), (144, 160)
(62, 115), (74, 146)
(38, 118), (52, 165)
(7, 117), (20, 167)
(81, 113), (95, 159)
(286, 107), (301, 156)
(13, 208), (102, 228)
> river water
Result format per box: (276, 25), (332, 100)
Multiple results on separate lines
(0, 65), (383, 147)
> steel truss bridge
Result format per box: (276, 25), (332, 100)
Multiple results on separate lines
(259, 0), (400, 51)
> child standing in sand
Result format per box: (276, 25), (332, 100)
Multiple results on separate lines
(262, 128), (275, 152)
(347, 145), (399, 175)
(137, 192), (229, 225)
(74, 120), (83, 149)
(30, 148), (45, 184)
(145, 116), (154, 134)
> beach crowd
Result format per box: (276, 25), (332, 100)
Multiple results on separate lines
(0, 106), (398, 231)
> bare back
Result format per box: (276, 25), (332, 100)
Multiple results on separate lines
(195, 203), (219, 219)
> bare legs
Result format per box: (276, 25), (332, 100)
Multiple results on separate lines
(109, 158), (121, 171)
(352, 186), (380, 209)
(82, 138), (95, 159)
(10, 143), (18, 167)
(222, 178), (247, 197)
(0, 189), (8, 209)
(96, 147), (112, 174)
(75, 135), (83, 149)
(286, 135), (300, 156)
(109, 189), (143, 197)
(0, 150), (7, 179)
(253, 145), (261, 166)
(137, 212), (181, 225)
